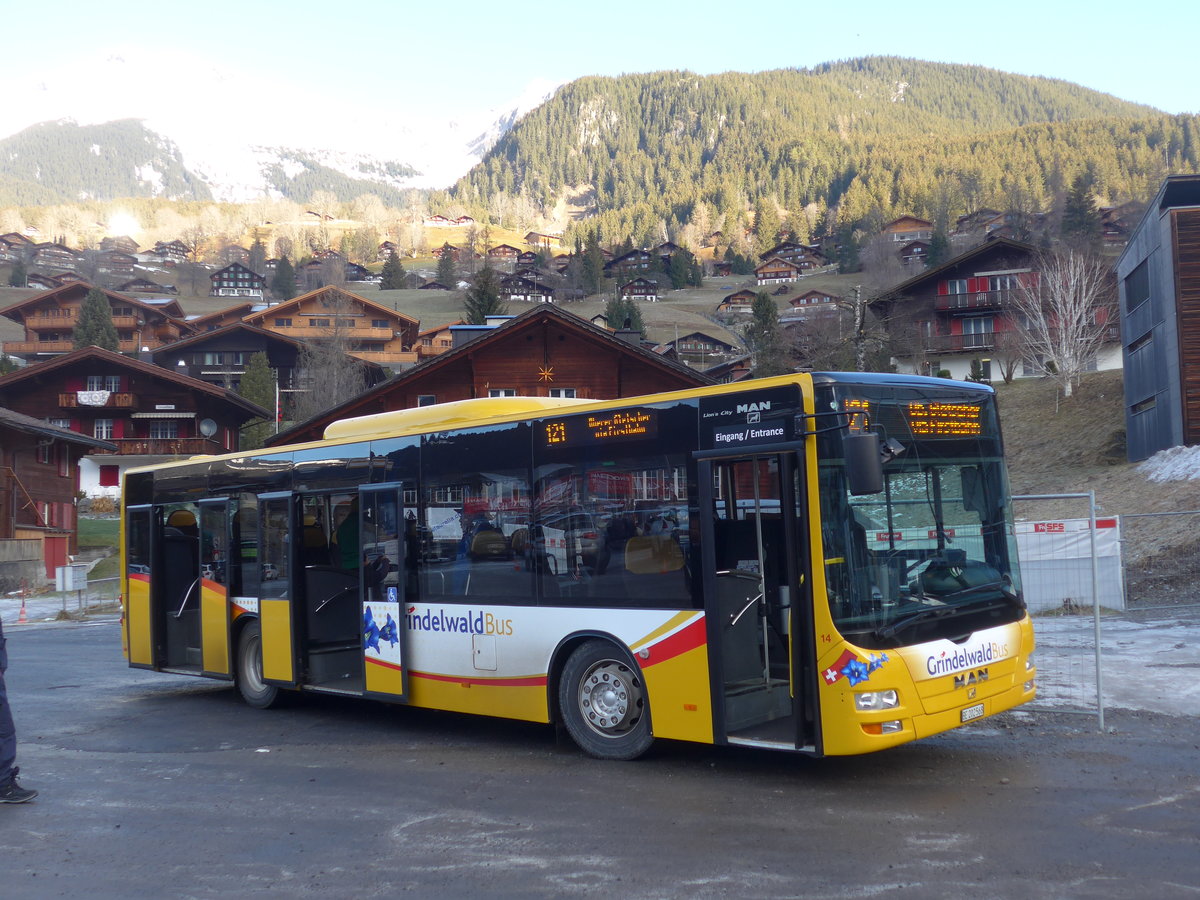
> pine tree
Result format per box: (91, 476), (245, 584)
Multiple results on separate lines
(238, 351), (276, 450)
(249, 238), (267, 275)
(73, 287), (120, 351)
(436, 248), (458, 287)
(462, 266), (508, 324)
(1061, 173), (1101, 248)
(379, 252), (407, 290)
(271, 256), (296, 300)
(8, 260), (26, 287)
(744, 292), (790, 377)
(604, 297), (644, 335)
(581, 230), (605, 297)
(926, 227), (952, 268)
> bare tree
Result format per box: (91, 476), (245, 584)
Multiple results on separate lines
(1009, 248), (1115, 398)
(289, 290), (369, 423)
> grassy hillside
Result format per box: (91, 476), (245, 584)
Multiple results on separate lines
(996, 370), (1200, 601)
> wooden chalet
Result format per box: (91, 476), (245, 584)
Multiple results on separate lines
(424, 215), (453, 227)
(789, 290), (841, 309)
(31, 242), (81, 272)
(454, 215), (475, 226)
(117, 277), (176, 294)
(418, 281), (452, 291)
(0, 407), (116, 582)
(488, 244), (521, 261)
(603, 249), (655, 277)
(517, 250), (540, 268)
(432, 243), (479, 262)
(415, 320), (461, 359)
(24, 272), (59, 290)
(717, 289), (758, 312)
(97, 251), (137, 278)
(152, 240), (191, 264)
(703, 354), (753, 384)
(0, 232), (34, 262)
(619, 278), (659, 302)
(210, 262), (266, 299)
(220, 245), (251, 266)
(524, 231), (559, 248)
(882, 215), (933, 243)
(500, 274), (555, 303)
(377, 240), (399, 260)
(345, 262), (374, 282)
(266, 305), (713, 445)
(185, 302), (258, 333)
(241, 285), (419, 368)
(100, 235), (139, 255)
(660, 331), (740, 362)
(754, 257), (801, 285)
(898, 240), (931, 268)
(712, 261), (734, 277)
(0, 346), (268, 497)
(0, 282), (192, 363)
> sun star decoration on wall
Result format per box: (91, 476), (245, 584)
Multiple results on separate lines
(538, 366), (554, 382)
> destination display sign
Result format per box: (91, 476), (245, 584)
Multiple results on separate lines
(542, 408), (659, 448)
(839, 398), (984, 439)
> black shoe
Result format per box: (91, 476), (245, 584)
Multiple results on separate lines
(0, 775), (38, 804)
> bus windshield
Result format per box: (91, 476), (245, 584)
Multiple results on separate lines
(814, 379), (1023, 649)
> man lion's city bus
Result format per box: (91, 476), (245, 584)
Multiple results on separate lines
(120, 372), (1035, 759)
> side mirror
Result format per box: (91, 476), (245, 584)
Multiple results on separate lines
(843, 433), (884, 496)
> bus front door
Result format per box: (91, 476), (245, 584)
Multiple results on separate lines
(197, 499), (232, 678)
(700, 453), (815, 751)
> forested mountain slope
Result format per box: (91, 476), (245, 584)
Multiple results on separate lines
(453, 57), (1198, 244)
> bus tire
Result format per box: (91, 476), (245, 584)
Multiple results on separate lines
(236, 621), (280, 709)
(559, 640), (652, 760)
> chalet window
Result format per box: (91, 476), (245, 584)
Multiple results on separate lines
(372, 319), (388, 328)
(112, 306), (133, 317)
(86, 375), (122, 392)
(421, 337), (433, 346)
(149, 420), (179, 440)
(336, 318), (355, 327)
(275, 318), (292, 327)
(37, 442), (52, 464)
(47, 418), (71, 430)
(989, 275), (1019, 292)
(99, 465), (119, 487)
(57, 446), (69, 477)
(548, 388), (576, 398)
(94, 419), (114, 440)
(488, 389), (518, 397)
(309, 318), (330, 327)
(946, 279), (969, 295)
(1022, 355), (1045, 377)
(417, 394), (437, 407)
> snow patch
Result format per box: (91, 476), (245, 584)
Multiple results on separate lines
(1136, 444), (1200, 482)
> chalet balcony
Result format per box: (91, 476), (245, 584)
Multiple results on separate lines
(4, 339), (74, 355)
(934, 290), (1013, 311)
(59, 392), (136, 409)
(924, 334), (996, 353)
(108, 437), (223, 456)
(24, 312), (78, 329)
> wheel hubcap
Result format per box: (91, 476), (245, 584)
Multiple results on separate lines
(578, 660), (642, 737)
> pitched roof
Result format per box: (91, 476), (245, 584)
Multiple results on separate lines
(241, 285), (417, 328)
(0, 346), (269, 419)
(0, 281), (189, 327)
(265, 305), (713, 446)
(0, 406), (118, 451)
(880, 236), (1036, 299)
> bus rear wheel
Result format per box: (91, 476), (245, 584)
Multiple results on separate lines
(559, 640), (652, 760)
(237, 621), (280, 709)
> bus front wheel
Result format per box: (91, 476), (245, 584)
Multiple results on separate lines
(559, 640), (652, 760)
(236, 621), (280, 709)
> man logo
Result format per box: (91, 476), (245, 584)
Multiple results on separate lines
(736, 401), (771, 415)
(747, 410), (761, 423)
(954, 668), (989, 689)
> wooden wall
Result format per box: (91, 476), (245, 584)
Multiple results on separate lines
(1174, 209), (1200, 445)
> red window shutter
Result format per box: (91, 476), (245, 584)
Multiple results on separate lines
(113, 419), (125, 438)
(99, 465), (119, 487)
(67, 375), (84, 391)
(937, 281), (948, 296)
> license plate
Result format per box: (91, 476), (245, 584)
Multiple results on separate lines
(960, 702), (985, 723)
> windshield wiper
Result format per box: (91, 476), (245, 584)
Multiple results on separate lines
(874, 604), (957, 640)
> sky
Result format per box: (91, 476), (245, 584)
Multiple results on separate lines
(1, 0), (1196, 188)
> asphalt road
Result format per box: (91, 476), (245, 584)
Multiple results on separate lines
(1, 619), (1198, 899)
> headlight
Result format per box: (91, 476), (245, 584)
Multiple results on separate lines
(854, 689), (899, 711)
(1025, 653), (1035, 672)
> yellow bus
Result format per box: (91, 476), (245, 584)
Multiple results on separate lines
(120, 372), (1035, 759)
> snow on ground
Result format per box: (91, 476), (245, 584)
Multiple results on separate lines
(1137, 444), (1200, 482)
(2, 594), (1198, 718)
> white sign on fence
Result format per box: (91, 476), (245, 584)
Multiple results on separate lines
(55, 564), (89, 592)
(1015, 518), (1123, 613)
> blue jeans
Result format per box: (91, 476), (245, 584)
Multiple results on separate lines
(0, 621), (16, 784)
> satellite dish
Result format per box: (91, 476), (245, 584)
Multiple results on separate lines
(198, 418), (218, 437)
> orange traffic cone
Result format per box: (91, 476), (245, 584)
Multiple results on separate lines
(18, 597), (27, 624)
